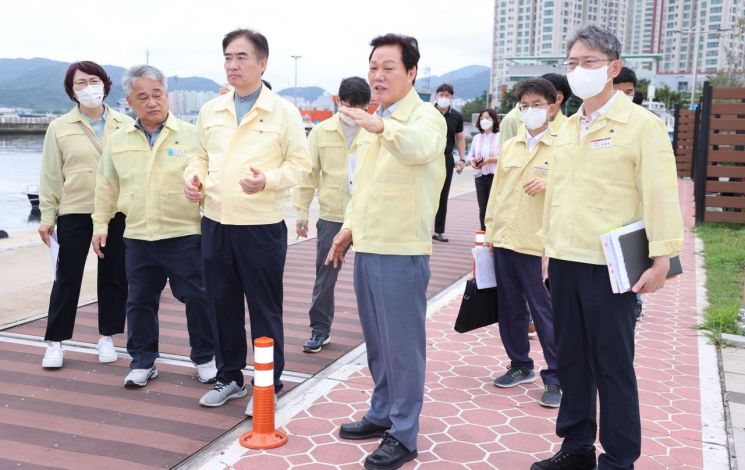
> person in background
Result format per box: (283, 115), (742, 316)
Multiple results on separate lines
(38, 60), (130, 369)
(293, 76), (371, 353)
(468, 108), (500, 231)
(92, 64), (217, 388)
(533, 25), (683, 470)
(185, 28), (310, 415)
(499, 103), (522, 146)
(432, 83), (465, 242)
(540, 73), (572, 130)
(484, 78), (561, 408)
(326, 33), (445, 470)
(612, 66), (637, 99)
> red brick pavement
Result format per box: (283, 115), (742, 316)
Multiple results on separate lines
(228, 179), (705, 469)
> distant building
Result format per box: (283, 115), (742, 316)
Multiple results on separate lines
(490, 0), (744, 106)
(168, 90), (219, 116)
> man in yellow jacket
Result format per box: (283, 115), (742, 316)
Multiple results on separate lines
(292, 77), (370, 353)
(532, 25), (683, 470)
(326, 34), (445, 470)
(92, 65), (216, 388)
(484, 78), (562, 408)
(184, 29), (311, 413)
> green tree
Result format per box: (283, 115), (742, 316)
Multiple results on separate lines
(497, 87), (517, 114)
(462, 90), (488, 119)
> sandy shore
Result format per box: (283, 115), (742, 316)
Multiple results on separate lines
(0, 171), (477, 328)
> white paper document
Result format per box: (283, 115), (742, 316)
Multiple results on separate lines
(471, 246), (497, 289)
(49, 231), (59, 281)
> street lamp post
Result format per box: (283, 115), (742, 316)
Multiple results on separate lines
(672, 27), (732, 107)
(291, 55), (302, 106)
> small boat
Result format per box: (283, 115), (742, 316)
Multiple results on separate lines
(27, 184), (39, 207)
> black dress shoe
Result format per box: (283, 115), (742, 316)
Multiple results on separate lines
(432, 233), (449, 242)
(364, 433), (417, 470)
(339, 418), (390, 440)
(530, 449), (597, 470)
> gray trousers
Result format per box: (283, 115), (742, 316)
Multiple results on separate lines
(354, 253), (430, 452)
(309, 219), (346, 335)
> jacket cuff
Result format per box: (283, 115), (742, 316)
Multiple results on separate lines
(649, 239), (682, 258)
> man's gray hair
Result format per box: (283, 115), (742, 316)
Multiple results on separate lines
(567, 24), (622, 59)
(122, 64), (168, 96)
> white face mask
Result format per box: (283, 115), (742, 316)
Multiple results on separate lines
(339, 113), (356, 127)
(75, 84), (105, 108)
(436, 97), (451, 108)
(480, 119), (493, 130)
(520, 107), (548, 130)
(567, 65), (611, 100)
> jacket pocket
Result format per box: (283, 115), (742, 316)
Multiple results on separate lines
(366, 182), (416, 243)
(61, 167), (95, 207)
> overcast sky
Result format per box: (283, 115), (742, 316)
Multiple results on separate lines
(1, 0), (494, 92)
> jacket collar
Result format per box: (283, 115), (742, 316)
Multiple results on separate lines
(66, 103), (121, 124)
(388, 88), (422, 122)
(214, 84), (275, 115)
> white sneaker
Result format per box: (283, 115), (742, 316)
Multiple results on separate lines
(195, 358), (218, 384)
(42, 342), (64, 368)
(199, 381), (247, 407)
(124, 366), (158, 387)
(245, 393), (277, 417)
(97, 336), (118, 363)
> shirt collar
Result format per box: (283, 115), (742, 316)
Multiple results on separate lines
(376, 98), (403, 119)
(579, 90), (621, 124)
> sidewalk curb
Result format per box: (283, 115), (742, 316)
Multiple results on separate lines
(721, 333), (745, 349)
(176, 275), (471, 470)
(695, 236), (732, 469)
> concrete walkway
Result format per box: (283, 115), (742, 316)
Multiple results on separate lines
(187, 178), (734, 469)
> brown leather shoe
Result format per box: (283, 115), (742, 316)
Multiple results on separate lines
(339, 418), (390, 440)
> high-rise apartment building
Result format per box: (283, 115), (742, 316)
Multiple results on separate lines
(491, 0), (744, 105)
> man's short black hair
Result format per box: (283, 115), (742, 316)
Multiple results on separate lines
(633, 90), (644, 105)
(262, 79), (272, 90)
(613, 66), (637, 86)
(436, 83), (454, 95)
(540, 73), (572, 104)
(222, 28), (269, 59)
(338, 77), (371, 107)
(369, 33), (420, 84)
(514, 78), (557, 104)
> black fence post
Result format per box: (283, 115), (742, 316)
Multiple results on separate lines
(694, 82), (713, 225)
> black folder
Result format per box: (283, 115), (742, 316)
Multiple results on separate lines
(617, 228), (683, 288)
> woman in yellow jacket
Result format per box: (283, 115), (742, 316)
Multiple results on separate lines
(38, 61), (131, 369)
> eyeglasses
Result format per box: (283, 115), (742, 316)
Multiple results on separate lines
(73, 77), (103, 89)
(561, 58), (613, 72)
(518, 102), (549, 112)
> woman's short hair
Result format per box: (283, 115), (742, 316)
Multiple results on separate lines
(475, 108), (500, 133)
(63, 61), (112, 102)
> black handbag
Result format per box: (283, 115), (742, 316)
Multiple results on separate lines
(454, 278), (499, 333)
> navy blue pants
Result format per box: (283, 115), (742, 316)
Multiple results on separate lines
(493, 248), (558, 385)
(201, 217), (287, 392)
(45, 212), (127, 341)
(549, 259), (640, 470)
(124, 235), (215, 369)
(355, 253), (430, 452)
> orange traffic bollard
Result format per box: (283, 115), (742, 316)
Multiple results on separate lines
(239, 337), (288, 450)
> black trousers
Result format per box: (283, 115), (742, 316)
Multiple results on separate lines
(474, 173), (494, 231)
(44, 213), (127, 342)
(549, 259), (640, 470)
(434, 157), (454, 234)
(124, 236), (215, 369)
(201, 217), (287, 392)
